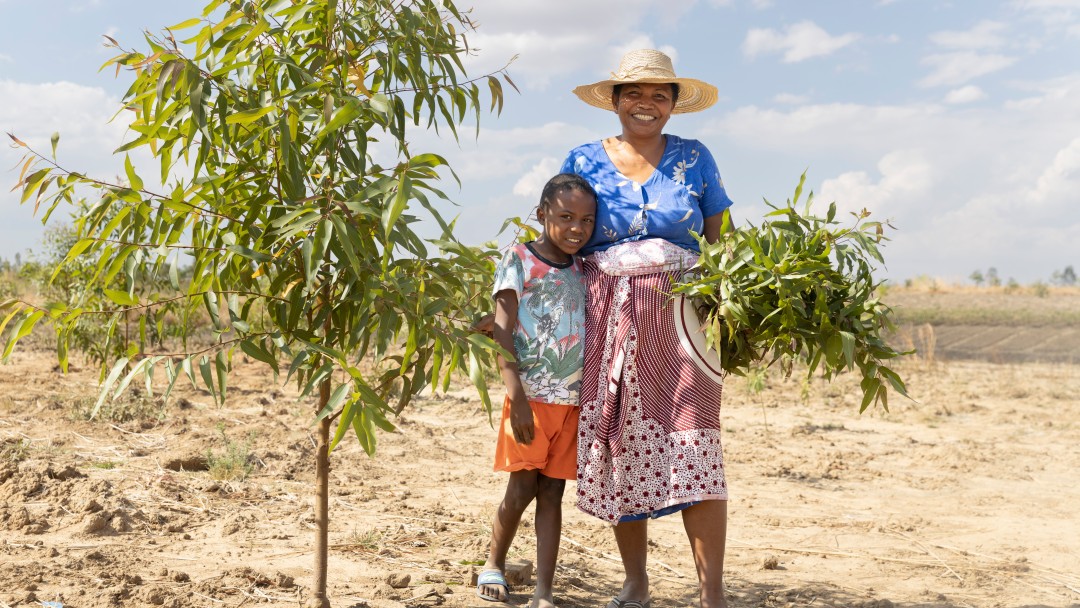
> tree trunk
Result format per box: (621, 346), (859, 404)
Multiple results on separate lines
(309, 378), (332, 608)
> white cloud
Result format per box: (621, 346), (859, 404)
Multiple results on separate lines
(919, 52), (1016, 87)
(460, 0), (680, 90)
(1028, 137), (1080, 206)
(707, 102), (942, 155)
(944, 85), (987, 104)
(0, 80), (147, 258)
(68, 0), (102, 12)
(702, 73), (1080, 281)
(818, 150), (935, 219)
(417, 122), (598, 183)
(930, 20), (1008, 50)
(773, 92), (810, 105)
(1012, 0), (1080, 8)
(750, 0), (774, 8)
(743, 21), (861, 63)
(513, 158), (561, 198)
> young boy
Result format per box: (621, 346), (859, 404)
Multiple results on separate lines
(477, 173), (597, 608)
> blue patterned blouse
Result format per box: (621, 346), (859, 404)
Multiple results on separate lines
(560, 135), (734, 255)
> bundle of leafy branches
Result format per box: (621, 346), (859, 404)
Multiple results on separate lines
(672, 173), (910, 412)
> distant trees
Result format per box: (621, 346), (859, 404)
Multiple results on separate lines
(967, 265), (1076, 288)
(1051, 265), (1077, 286)
(968, 267), (1002, 287)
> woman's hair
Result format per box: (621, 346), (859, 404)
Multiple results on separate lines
(539, 173), (597, 210)
(612, 82), (681, 104)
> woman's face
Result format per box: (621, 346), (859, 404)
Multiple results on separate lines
(612, 83), (675, 140)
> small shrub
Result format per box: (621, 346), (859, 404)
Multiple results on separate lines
(745, 366), (768, 396)
(206, 425), (255, 481)
(799, 375), (813, 405)
(1, 438), (31, 463)
(1032, 281), (1049, 298)
(346, 528), (384, 551)
(67, 393), (163, 423)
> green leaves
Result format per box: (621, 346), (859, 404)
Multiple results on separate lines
(673, 172), (911, 411)
(5, 0), (511, 456)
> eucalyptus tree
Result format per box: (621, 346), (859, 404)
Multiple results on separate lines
(4, 0), (510, 604)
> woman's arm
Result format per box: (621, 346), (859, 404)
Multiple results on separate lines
(703, 208), (730, 244)
(493, 289), (535, 445)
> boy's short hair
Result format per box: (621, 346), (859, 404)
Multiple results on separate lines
(540, 173), (597, 210)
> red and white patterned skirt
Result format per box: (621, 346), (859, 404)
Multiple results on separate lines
(576, 241), (728, 524)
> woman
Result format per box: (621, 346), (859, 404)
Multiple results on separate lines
(561, 49), (733, 608)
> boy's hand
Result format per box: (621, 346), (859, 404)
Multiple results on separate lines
(509, 398), (535, 445)
(471, 313), (495, 338)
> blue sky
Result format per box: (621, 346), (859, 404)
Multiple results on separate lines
(2, 0), (1079, 283)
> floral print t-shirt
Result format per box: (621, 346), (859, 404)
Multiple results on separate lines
(492, 242), (586, 406)
(560, 135), (734, 255)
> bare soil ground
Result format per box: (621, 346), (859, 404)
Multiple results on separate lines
(2, 345), (1079, 608)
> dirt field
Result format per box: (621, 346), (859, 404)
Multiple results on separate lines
(2, 343), (1079, 608)
(885, 287), (1080, 365)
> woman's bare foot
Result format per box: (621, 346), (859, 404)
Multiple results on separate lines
(529, 592), (557, 608)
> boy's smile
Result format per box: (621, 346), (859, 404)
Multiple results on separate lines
(534, 189), (596, 264)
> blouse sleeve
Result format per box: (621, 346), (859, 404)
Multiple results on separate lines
(559, 150), (578, 176)
(695, 144), (734, 219)
(492, 248), (525, 299)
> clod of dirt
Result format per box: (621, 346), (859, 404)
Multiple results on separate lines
(762, 555), (781, 570)
(372, 582), (400, 598)
(386, 572), (411, 588)
(140, 587), (168, 605)
(409, 583), (446, 603)
(503, 559), (533, 585)
(49, 464), (85, 481)
(160, 452), (209, 472)
(82, 512), (110, 534)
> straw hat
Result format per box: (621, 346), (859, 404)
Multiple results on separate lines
(572, 49), (718, 114)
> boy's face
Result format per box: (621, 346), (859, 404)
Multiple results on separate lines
(537, 189), (596, 257)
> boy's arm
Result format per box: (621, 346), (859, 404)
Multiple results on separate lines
(493, 289), (535, 445)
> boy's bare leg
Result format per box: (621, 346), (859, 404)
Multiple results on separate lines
(481, 469), (540, 602)
(530, 474), (566, 608)
(611, 518), (650, 603)
(682, 500), (728, 608)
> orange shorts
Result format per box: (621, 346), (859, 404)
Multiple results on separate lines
(493, 395), (579, 481)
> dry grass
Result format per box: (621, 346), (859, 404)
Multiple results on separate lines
(883, 284), (1080, 327)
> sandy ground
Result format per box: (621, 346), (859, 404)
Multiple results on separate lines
(1, 347), (1079, 608)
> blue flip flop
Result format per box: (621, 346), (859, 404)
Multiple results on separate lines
(476, 569), (510, 602)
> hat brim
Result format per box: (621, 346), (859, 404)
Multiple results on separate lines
(572, 77), (718, 114)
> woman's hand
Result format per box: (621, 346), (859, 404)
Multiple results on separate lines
(509, 398), (535, 445)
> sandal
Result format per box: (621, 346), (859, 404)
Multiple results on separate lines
(605, 598), (651, 608)
(476, 569), (510, 602)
